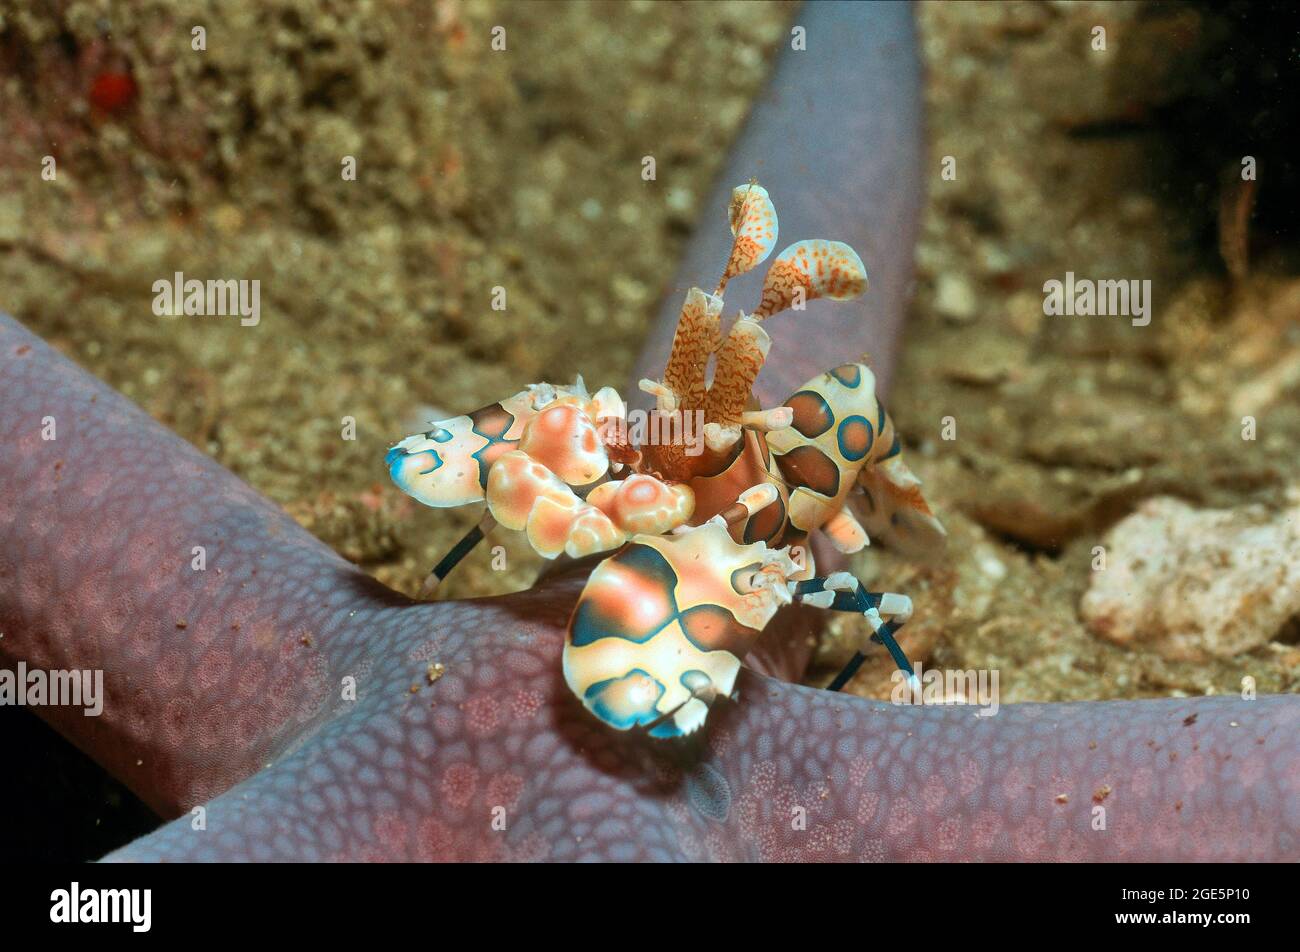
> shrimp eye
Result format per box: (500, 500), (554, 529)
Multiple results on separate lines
(730, 563), (764, 594)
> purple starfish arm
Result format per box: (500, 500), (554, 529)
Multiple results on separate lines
(3, 316), (1297, 862)
(113, 689), (1299, 862)
(4, 2), (1297, 862)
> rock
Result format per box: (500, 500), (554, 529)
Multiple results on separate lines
(0, 195), (23, 242)
(934, 272), (978, 323)
(1081, 495), (1300, 660)
(939, 331), (1025, 387)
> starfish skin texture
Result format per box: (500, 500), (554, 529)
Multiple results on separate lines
(4, 3), (1298, 861)
(2, 316), (1298, 862)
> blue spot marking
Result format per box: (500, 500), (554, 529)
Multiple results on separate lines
(469, 405), (518, 488)
(570, 544), (679, 647)
(416, 450), (443, 476)
(830, 364), (862, 388)
(584, 669), (666, 729)
(836, 414), (873, 462)
(788, 390), (834, 438)
(387, 445), (442, 486)
(681, 669), (711, 689)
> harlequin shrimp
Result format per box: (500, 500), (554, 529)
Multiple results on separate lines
(387, 182), (945, 736)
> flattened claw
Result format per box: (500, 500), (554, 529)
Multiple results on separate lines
(387, 415), (487, 509)
(718, 183), (778, 293)
(752, 239), (868, 320)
